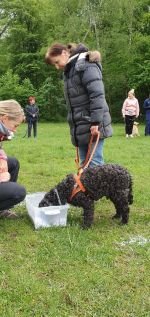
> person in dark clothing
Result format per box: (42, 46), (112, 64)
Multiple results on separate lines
(45, 43), (112, 167)
(25, 96), (39, 138)
(143, 94), (150, 136)
(0, 100), (26, 218)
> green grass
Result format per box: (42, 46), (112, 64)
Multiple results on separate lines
(0, 123), (150, 317)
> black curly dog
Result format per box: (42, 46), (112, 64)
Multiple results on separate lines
(39, 164), (133, 228)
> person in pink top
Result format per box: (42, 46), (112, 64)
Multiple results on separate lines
(122, 89), (139, 138)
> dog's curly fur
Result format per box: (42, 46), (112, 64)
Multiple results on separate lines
(39, 164), (133, 228)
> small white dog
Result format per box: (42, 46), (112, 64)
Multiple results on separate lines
(132, 121), (140, 137)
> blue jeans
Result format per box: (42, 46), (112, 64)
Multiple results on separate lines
(79, 139), (104, 167)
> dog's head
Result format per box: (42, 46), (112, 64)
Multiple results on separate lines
(133, 121), (139, 125)
(39, 189), (59, 207)
(39, 174), (75, 207)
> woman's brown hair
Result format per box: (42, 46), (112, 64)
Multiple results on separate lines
(45, 43), (67, 64)
(45, 42), (89, 64)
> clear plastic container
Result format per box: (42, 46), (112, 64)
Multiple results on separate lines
(25, 192), (69, 229)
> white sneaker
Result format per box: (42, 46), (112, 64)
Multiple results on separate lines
(126, 134), (129, 138)
(129, 134), (133, 138)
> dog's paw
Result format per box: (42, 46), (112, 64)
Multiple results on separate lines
(112, 213), (121, 219)
(81, 223), (92, 230)
(120, 219), (128, 225)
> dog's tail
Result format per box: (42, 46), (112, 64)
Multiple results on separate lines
(128, 175), (133, 205)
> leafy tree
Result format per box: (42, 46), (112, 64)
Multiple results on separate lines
(0, 0), (149, 121)
(0, 70), (36, 107)
(0, 0), (47, 88)
(38, 69), (67, 122)
(127, 0), (150, 98)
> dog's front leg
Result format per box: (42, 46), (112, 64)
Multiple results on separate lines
(82, 200), (94, 229)
(71, 193), (94, 229)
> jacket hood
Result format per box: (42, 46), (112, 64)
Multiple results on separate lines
(69, 43), (101, 63)
(69, 43), (88, 57)
(75, 52), (102, 72)
(88, 51), (101, 63)
(64, 49), (102, 74)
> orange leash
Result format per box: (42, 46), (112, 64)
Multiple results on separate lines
(69, 174), (86, 202)
(75, 132), (100, 173)
(69, 132), (100, 202)
(84, 132), (100, 169)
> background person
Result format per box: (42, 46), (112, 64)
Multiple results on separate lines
(0, 100), (26, 218)
(25, 96), (39, 138)
(143, 94), (150, 136)
(122, 89), (139, 138)
(45, 43), (112, 167)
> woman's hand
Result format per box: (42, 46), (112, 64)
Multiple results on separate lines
(0, 159), (10, 181)
(0, 172), (10, 182)
(0, 159), (8, 173)
(90, 125), (100, 136)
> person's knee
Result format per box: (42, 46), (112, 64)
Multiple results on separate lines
(14, 185), (26, 203)
(8, 157), (20, 170)
(19, 186), (26, 201)
(14, 158), (20, 170)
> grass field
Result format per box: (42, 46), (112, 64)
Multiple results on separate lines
(0, 123), (149, 317)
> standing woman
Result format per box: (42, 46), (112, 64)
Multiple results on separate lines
(25, 96), (39, 138)
(0, 100), (26, 218)
(45, 43), (112, 167)
(122, 89), (139, 138)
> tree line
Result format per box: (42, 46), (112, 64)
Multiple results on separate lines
(0, 0), (149, 122)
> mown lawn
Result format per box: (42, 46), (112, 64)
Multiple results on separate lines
(0, 123), (149, 317)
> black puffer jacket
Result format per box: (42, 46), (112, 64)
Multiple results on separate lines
(25, 104), (39, 123)
(64, 51), (112, 146)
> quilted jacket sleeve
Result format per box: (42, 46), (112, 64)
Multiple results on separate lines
(81, 63), (106, 124)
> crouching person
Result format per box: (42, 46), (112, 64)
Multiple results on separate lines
(0, 100), (26, 218)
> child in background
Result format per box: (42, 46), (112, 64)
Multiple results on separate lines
(25, 96), (39, 138)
